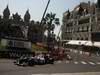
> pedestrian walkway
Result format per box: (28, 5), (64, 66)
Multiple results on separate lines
(31, 72), (100, 75)
(55, 60), (100, 65)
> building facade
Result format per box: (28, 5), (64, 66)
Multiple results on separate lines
(62, 1), (100, 42)
(0, 5), (40, 58)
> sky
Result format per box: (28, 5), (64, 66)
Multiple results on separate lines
(0, 0), (97, 36)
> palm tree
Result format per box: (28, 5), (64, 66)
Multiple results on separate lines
(43, 12), (60, 51)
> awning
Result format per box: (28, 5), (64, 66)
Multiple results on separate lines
(94, 42), (100, 48)
(66, 40), (93, 46)
(84, 41), (93, 46)
(66, 40), (100, 48)
(66, 40), (79, 45)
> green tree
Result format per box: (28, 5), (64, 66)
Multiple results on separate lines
(28, 21), (40, 43)
(43, 12), (60, 51)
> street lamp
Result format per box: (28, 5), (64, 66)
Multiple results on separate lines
(40, 0), (51, 42)
(40, 0), (51, 25)
(57, 36), (60, 51)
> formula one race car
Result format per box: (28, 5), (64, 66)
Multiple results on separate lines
(14, 55), (54, 66)
(14, 56), (35, 66)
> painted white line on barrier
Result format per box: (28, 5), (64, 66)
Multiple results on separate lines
(88, 62), (96, 65)
(97, 62), (100, 65)
(70, 49), (72, 52)
(74, 50), (78, 53)
(74, 61), (78, 64)
(81, 61), (87, 64)
(80, 51), (82, 54)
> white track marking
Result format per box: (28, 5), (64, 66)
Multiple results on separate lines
(57, 61), (62, 63)
(65, 61), (70, 64)
(31, 72), (100, 75)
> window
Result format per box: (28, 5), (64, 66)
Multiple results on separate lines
(81, 38), (83, 40)
(83, 26), (87, 31)
(97, 17), (100, 21)
(77, 37), (79, 40)
(78, 18), (89, 24)
(77, 27), (80, 32)
(79, 27), (82, 31)
(87, 26), (89, 31)
(8, 40), (14, 46)
(85, 37), (88, 40)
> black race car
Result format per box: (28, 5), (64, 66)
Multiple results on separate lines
(14, 55), (54, 66)
(14, 56), (35, 66)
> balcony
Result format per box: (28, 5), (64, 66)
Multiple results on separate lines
(91, 21), (100, 32)
(80, 14), (90, 19)
(67, 18), (74, 23)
